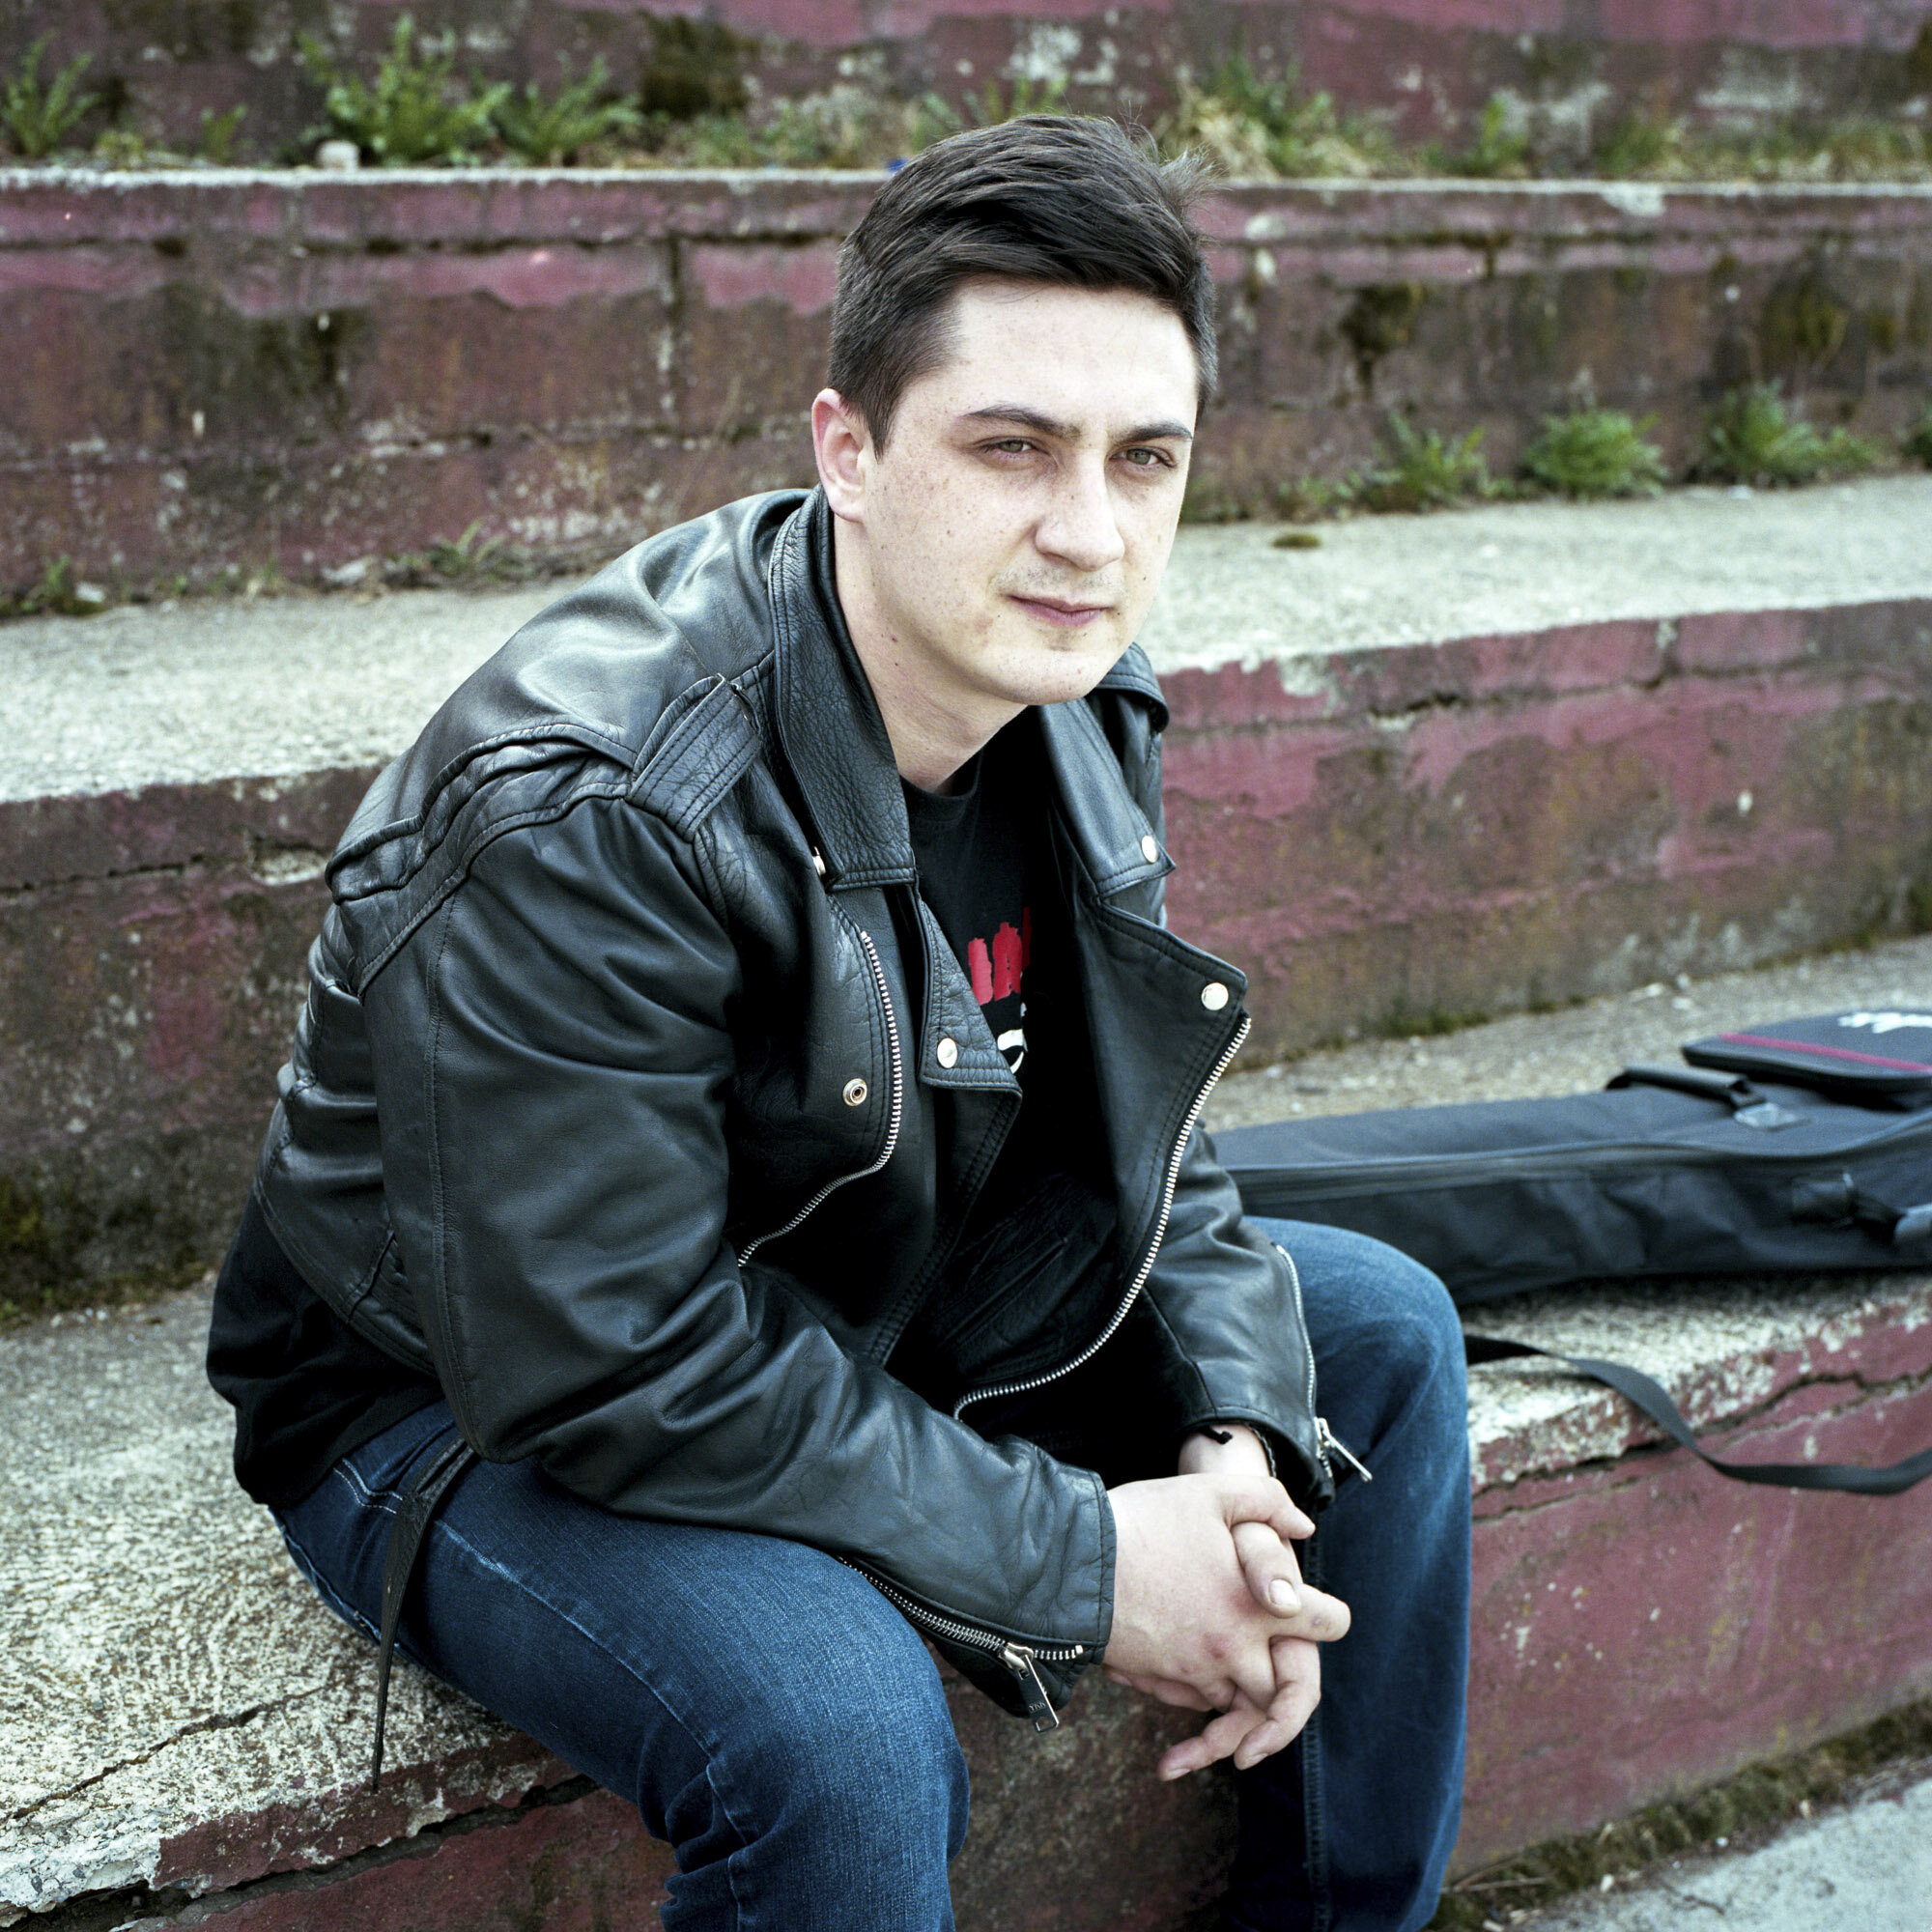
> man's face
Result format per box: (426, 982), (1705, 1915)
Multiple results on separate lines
(819, 280), (1198, 742)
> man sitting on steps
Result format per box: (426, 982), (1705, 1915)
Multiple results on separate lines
(207, 115), (1471, 1932)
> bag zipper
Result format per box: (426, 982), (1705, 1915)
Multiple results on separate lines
(838, 1558), (1090, 1731)
(1224, 1108), (1932, 1206)
(735, 904), (904, 1265)
(954, 1013), (1252, 1423)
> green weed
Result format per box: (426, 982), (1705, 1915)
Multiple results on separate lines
(1, 557), (110, 619)
(198, 103), (247, 163)
(298, 14), (508, 166)
(495, 56), (640, 165)
(1522, 405), (1668, 498)
(1904, 406), (1932, 469)
(1155, 55), (1398, 179)
(1441, 93), (1533, 179)
(966, 75), (1069, 127)
(2, 35), (101, 158)
(92, 127), (152, 168)
(1273, 476), (1350, 523)
(1695, 383), (1882, 486)
(381, 521), (541, 588)
(1353, 413), (1492, 512)
(1592, 107), (1682, 178)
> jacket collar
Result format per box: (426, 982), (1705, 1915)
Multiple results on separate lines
(766, 490), (1170, 901)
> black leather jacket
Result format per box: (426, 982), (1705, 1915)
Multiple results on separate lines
(255, 489), (1327, 1720)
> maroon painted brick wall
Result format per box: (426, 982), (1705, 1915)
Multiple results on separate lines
(1159, 597), (1932, 1056)
(3, 171), (1929, 597)
(1463, 1289), (1932, 1865)
(2, 1), (1928, 160)
(6, 600), (1928, 1297)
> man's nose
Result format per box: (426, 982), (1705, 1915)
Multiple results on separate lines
(1035, 458), (1127, 574)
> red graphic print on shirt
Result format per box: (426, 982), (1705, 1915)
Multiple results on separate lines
(967, 908), (1032, 1008)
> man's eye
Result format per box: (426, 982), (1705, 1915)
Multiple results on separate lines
(990, 439), (1035, 454)
(1121, 447), (1172, 469)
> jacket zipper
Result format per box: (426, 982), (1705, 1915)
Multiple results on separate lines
(954, 1013), (1252, 1423)
(838, 1557), (1089, 1731)
(1277, 1242), (1373, 1487)
(735, 912), (904, 1266)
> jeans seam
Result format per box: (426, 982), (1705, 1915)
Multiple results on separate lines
(1301, 1529), (1333, 1932)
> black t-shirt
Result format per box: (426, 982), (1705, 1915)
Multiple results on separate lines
(891, 724), (1119, 1407)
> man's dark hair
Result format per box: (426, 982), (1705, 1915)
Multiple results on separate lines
(828, 116), (1216, 448)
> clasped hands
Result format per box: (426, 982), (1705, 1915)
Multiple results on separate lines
(1103, 1424), (1349, 1781)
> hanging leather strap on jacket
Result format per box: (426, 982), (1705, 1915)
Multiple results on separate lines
(1463, 1334), (1932, 1495)
(370, 1433), (479, 1792)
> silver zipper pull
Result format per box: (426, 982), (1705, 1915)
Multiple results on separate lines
(1318, 1418), (1374, 1484)
(1001, 1642), (1061, 1732)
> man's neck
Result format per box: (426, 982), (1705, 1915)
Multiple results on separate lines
(830, 517), (1021, 796)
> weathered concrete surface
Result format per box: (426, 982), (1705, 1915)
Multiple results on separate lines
(1205, 929), (1932, 1127)
(6, 951), (1931, 1925)
(1518, 1765), (1932, 1930)
(0, 1291), (1233, 1929)
(4, 169), (1930, 589)
(1455, 1270), (1932, 1868)
(5, 481), (1929, 1297)
(4, 0), (1927, 161)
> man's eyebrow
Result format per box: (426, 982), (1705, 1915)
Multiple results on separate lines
(960, 405), (1194, 444)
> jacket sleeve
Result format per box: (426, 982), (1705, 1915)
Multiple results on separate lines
(359, 793), (1116, 1654)
(1112, 696), (1334, 1511)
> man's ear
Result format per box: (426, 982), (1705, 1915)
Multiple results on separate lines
(812, 388), (871, 522)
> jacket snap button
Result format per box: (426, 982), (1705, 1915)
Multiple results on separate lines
(1201, 981), (1230, 1011)
(936, 1037), (959, 1068)
(1140, 834), (1159, 863)
(842, 1078), (867, 1107)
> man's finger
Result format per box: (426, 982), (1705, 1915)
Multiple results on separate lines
(1273, 1583), (1350, 1643)
(1212, 1473), (1315, 1545)
(1108, 1668), (1219, 1713)
(1158, 1697), (1268, 1780)
(1232, 1518), (1301, 1615)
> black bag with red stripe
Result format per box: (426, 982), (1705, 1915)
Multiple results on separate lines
(1207, 1009), (1932, 1494)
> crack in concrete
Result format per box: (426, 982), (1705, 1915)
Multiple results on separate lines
(1474, 1358), (1932, 1502)
(5, 1684), (329, 1824)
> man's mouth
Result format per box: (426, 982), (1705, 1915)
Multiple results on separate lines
(1009, 592), (1113, 628)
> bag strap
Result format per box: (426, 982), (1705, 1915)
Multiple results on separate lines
(1463, 1334), (1932, 1495)
(370, 1433), (479, 1792)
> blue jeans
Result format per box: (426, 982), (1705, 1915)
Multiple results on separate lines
(274, 1219), (1467, 1931)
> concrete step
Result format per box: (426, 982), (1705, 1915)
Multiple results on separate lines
(5, 936), (1929, 1928)
(4, 477), (1930, 1303)
(3, 170), (1929, 590)
(1511, 1764), (1932, 1930)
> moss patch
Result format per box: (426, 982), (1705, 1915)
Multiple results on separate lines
(0, 1169), (207, 1327)
(1430, 1700), (1932, 1928)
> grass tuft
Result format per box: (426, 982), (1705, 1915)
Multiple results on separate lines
(1, 35), (100, 158)
(1353, 414), (1493, 512)
(298, 14), (509, 166)
(494, 56), (641, 165)
(1695, 383), (1881, 487)
(1522, 405), (1668, 499)
(1904, 406), (1932, 469)
(1155, 54), (1400, 179)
